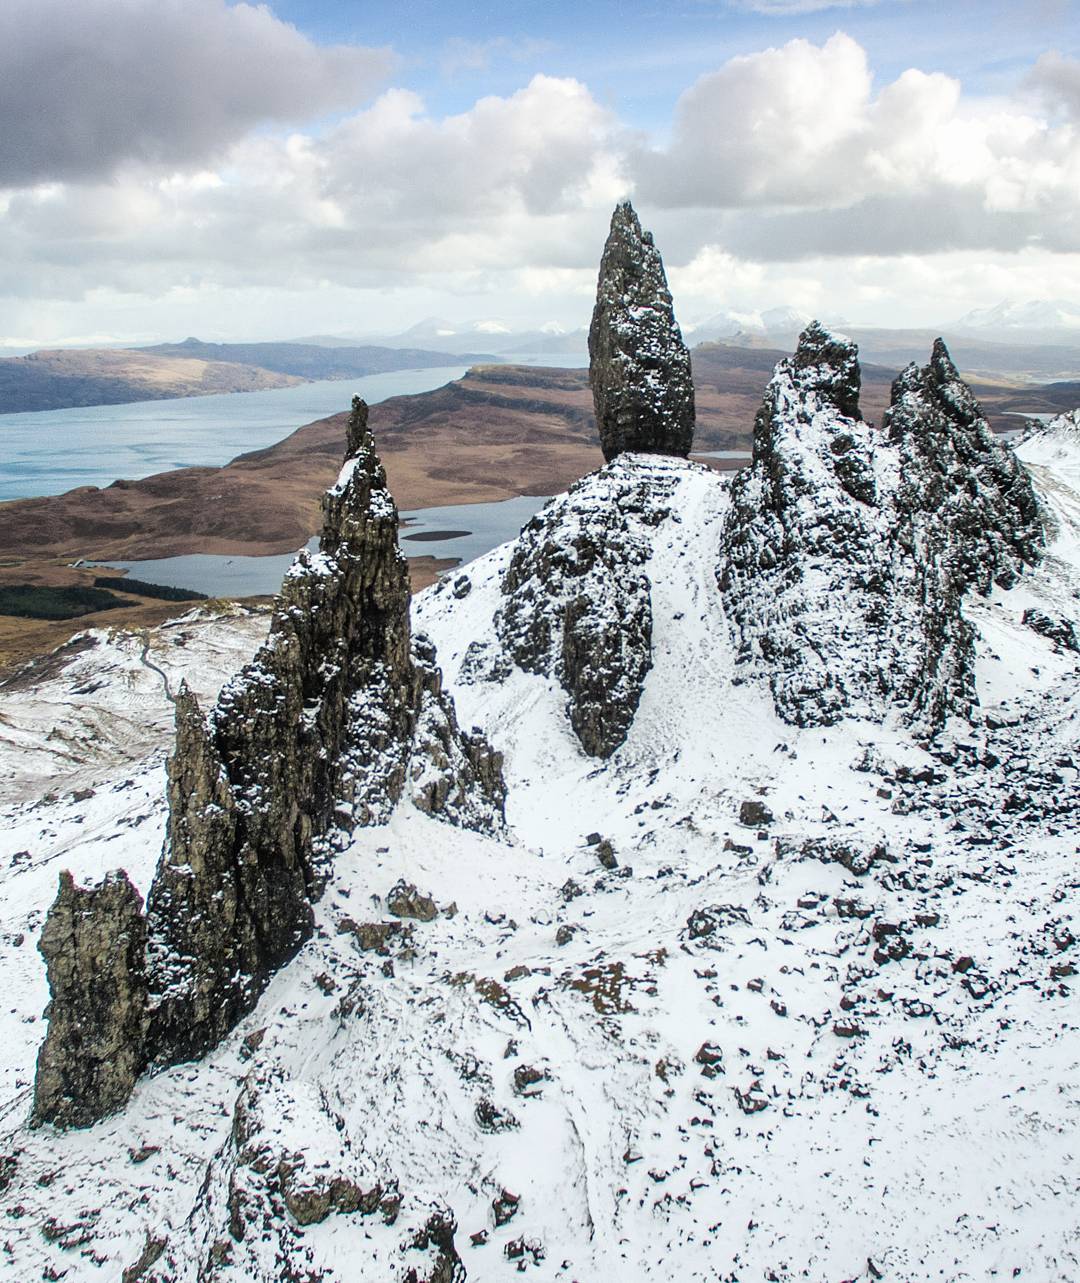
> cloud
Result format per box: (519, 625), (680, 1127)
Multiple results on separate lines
(0, 75), (627, 301)
(0, 0), (392, 188)
(632, 33), (1080, 257)
(1028, 50), (1080, 118)
(440, 36), (555, 78)
(1, 32), (1079, 339)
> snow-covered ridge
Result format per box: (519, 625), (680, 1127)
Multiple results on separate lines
(720, 327), (1043, 732)
(0, 337), (1077, 1279)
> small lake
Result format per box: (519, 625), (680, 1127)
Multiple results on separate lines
(93, 494), (552, 598)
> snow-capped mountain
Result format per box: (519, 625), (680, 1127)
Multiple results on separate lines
(0, 206), (1077, 1282)
(956, 299), (1080, 332)
(686, 305), (843, 347)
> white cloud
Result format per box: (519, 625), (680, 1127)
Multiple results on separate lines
(0, 75), (627, 304)
(440, 36), (555, 78)
(0, 0), (392, 187)
(2, 31), (1080, 340)
(1029, 50), (1080, 119)
(632, 34), (1080, 257)
(670, 244), (1080, 329)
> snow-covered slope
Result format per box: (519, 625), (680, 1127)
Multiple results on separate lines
(0, 426), (1078, 1280)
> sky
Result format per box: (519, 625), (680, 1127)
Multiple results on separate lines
(0, 0), (1078, 346)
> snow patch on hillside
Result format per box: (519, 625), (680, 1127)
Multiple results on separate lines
(0, 452), (1077, 1281)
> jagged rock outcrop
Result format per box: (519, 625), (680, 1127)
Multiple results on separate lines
(886, 340), (1043, 595)
(588, 201), (695, 463)
(144, 682), (297, 1067)
(492, 206), (696, 756)
(719, 324), (1043, 730)
(177, 1065), (468, 1282)
(498, 455), (683, 757)
(1023, 607), (1079, 651)
(33, 398), (506, 1125)
(32, 871), (149, 1129)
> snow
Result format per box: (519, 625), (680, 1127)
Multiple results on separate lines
(0, 443), (1078, 1279)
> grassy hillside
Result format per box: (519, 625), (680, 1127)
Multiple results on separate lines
(0, 348), (300, 413)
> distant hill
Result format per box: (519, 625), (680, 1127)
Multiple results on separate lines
(0, 338), (502, 415)
(2, 345), (1067, 571)
(328, 317), (590, 357)
(0, 347), (301, 414)
(715, 325), (1080, 383)
(140, 338), (498, 380)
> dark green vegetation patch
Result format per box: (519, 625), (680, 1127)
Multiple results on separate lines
(93, 576), (207, 602)
(0, 584), (129, 619)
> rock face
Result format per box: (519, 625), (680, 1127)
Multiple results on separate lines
(32, 871), (148, 1129)
(886, 340), (1043, 596)
(33, 398), (506, 1125)
(144, 681), (294, 1068)
(588, 201), (695, 463)
(719, 324), (1043, 730)
(498, 455), (682, 757)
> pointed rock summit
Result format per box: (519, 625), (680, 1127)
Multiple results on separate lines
(33, 398), (506, 1127)
(719, 325), (1043, 730)
(588, 201), (695, 463)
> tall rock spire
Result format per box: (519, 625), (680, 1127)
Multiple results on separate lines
(31, 872), (149, 1129)
(32, 397), (506, 1127)
(588, 201), (695, 463)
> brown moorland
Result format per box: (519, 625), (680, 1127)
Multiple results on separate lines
(0, 347), (1070, 672)
(0, 347), (303, 413)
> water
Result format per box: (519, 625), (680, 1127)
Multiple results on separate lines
(0, 353), (590, 502)
(0, 367), (471, 501)
(399, 494), (549, 567)
(94, 493), (552, 598)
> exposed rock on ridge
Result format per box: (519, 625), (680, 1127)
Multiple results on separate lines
(33, 398), (506, 1125)
(719, 323), (1043, 730)
(492, 203), (697, 758)
(32, 872), (149, 1129)
(886, 340), (1043, 596)
(588, 201), (695, 463)
(498, 454), (683, 758)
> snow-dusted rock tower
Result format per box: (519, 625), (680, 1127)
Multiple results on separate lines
(33, 398), (505, 1127)
(496, 203), (698, 758)
(588, 200), (695, 462)
(719, 323), (1044, 729)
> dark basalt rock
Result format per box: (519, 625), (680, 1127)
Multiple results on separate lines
(32, 871), (149, 1129)
(1023, 608), (1079, 651)
(719, 323), (887, 726)
(719, 325), (1044, 731)
(588, 201), (694, 463)
(33, 398), (506, 1126)
(498, 456), (680, 757)
(881, 340), (1043, 726)
(885, 340), (1043, 596)
(144, 681), (303, 1067)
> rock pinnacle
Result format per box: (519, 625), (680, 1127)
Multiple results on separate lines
(588, 201), (695, 463)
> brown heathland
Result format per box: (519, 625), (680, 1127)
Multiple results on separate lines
(0, 348), (301, 413)
(0, 349), (1067, 672)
